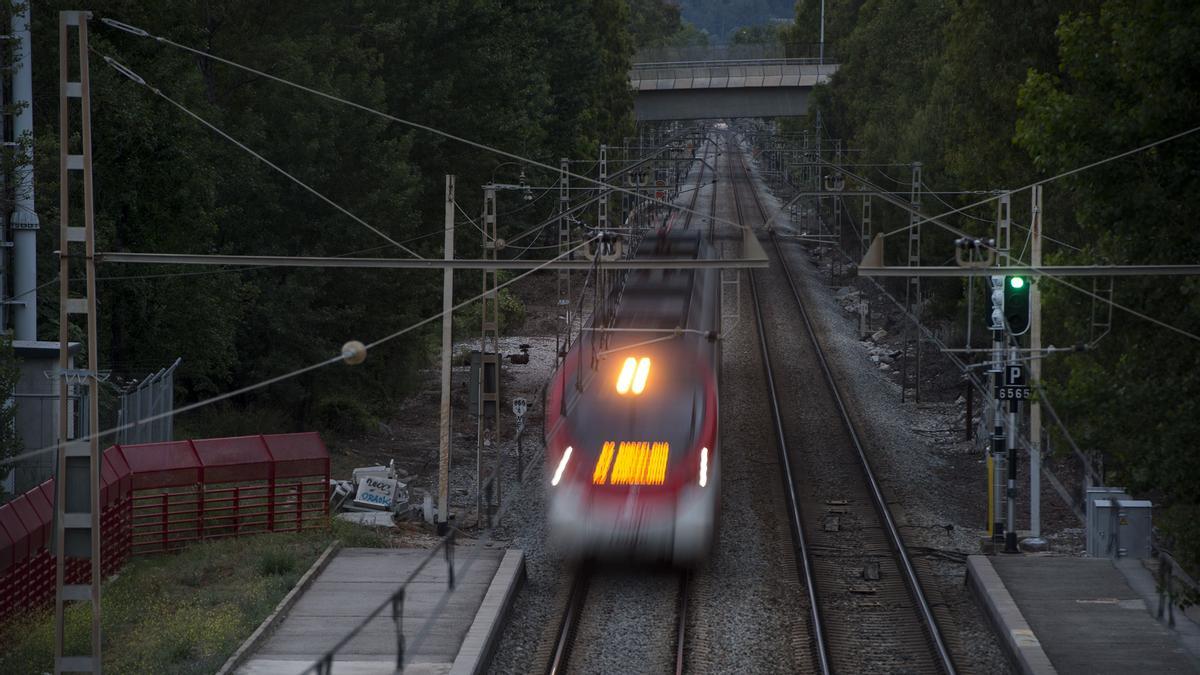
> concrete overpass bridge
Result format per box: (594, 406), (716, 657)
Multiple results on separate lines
(630, 45), (838, 121)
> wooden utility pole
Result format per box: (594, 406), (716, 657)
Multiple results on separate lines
(54, 11), (102, 673)
(437, 176), (454, 535)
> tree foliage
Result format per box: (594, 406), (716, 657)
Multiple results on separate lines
(25, 1), (634, 429)
(0, 335), (21, 499)
(1015, 0), (1200, 569)
(730, 23), (783, 45)
(801, 0), (1200, 570)
(629, 0), (709, 49)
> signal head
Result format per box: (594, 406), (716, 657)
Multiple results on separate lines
(1003, 275), (1031, 335)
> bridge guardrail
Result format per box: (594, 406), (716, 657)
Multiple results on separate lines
(630, 61), (839, 91)
(633, 43), (833, 65)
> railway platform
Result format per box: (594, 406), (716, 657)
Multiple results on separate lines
(968, 554), (1200, 674)
(230, 544), (524, 675)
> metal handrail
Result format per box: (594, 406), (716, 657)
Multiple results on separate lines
(632, 58), (835, 69)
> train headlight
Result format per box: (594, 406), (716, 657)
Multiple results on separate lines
(615, 357), (652, 395)
(699, 447), (709, 487)
(551, 446), (573, 486)
(632, 357), (651, 394)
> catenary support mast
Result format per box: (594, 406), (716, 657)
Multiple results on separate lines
(438, 176), (454, 535)
(54, 11), (102, 673)
(1028, 184), (1045, 546)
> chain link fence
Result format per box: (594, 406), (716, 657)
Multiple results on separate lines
(116, 358), (180, 446)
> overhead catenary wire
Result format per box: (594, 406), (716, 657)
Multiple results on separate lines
(921, 181), (995, 224)
(96, 20), (755, 237)
(94, 239), (434, 282)
(1010, 219), (1083, 253)
(91, 17), (1200, 394)
(4, 275), (60, 304)
(496, 179), (558, 217)
(0, 234), (600, 468)
(814, 138), (1200, 343)
(95, 51), (424, 260)
(875, 124), (1200, 240)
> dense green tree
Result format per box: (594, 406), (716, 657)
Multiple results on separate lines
(629, 0), (709, 49)
(630, 0), (684, 48)
(1016, 0), (1200, 569)
(23, 0), (637, 432)
(0, 335), (21, 499)
(730, 23), (782, 45)
(795, 0), (1200, 572)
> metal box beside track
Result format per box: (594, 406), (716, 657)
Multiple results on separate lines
(1091, 495), (1153, 559)
(1086, 486), (1127, 557)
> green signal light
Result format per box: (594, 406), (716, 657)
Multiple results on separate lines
(1009, 276), (1026, 289)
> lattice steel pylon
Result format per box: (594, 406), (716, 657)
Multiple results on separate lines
(54, 11), (102, 674)
(476, 187), (501, 524)
(996, 191), (1011, 267)
(833, 139), (843, 249)
(556, 158), (570, 364)
(597, 144), (610, 339)
(1090, 276), (1114, 344)
(901, 161), (923, 403)
(861, 195), (873, 258)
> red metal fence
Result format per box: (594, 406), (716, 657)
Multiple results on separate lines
(0, 433), (329, 624)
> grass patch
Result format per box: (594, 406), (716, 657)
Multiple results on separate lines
(329, 515), (393, 548)
(0, 518), (392, 674)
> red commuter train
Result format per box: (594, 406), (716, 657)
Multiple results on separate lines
(544, 229), (721, 564)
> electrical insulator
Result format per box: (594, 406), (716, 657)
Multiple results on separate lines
(990, 277), (1006, 330)
(991, 307), (1005, 331)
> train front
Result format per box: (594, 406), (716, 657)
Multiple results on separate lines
(544, 328), (719, 565)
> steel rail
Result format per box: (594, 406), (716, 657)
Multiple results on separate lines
(546, 569), (590, 675)
(674, 571), (690, 675)
(733, 145), (832, 675)
(545, 568), (693, 675)
(663, 146), (711, 675)
(745, 157), (957, 673)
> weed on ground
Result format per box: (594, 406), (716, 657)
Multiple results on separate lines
(0, 519), (392, 674)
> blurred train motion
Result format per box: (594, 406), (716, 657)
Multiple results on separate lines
(544, 226), (721, 565)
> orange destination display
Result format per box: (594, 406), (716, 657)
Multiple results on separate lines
(593, 441), (669, 485)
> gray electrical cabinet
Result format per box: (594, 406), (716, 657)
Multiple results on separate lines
(1092, 499), (1119, 557)
(467, 350), (499, 416)
(1114, 500), (1153, 559)
(1090, 496), (1153, 559)
(1086, 486), (1128, 557)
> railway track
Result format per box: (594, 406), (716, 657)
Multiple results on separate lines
(547, 566), (691, 675)
(732, 144), (957, 674)
(543, 139), (715, 675)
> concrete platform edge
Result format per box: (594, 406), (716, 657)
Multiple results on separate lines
(449, 549), (526, 675)
(217, 539), (342, 675)
(966, 555), (1056, 675)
